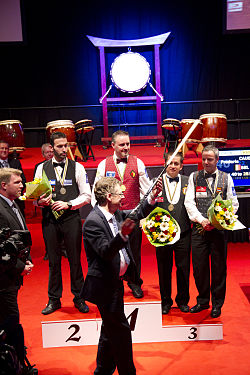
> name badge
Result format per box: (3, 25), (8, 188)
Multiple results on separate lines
(49, 179), (56, 186)
(106, 171), (116, 177)
(64, 179), (72, 186)
(196, 186), (207, 198)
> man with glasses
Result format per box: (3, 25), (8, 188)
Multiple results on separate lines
(81, 176), (161, 375)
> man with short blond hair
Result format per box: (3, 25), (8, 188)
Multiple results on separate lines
(0, 167), (36, 373)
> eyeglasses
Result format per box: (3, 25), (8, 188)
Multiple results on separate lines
(111, 193), (124, 197)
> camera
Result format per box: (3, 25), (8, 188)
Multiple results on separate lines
(0, 228), (32, 264)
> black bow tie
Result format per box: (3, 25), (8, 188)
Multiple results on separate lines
(205, 173), (216, 179)
(169, 176), (179, 183)
(116, 158), (127, 164)
(53, 162), (65, 168)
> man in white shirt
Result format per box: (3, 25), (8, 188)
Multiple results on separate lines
(185, 145), (239, 318)
(34, 132), (91, 315)
(91, 130), (152, 298)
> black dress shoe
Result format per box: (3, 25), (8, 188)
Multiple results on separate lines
(211, 306), (221, 318)
(42, 300), (61, 315)
(162, 305), (171, 314)
(131, 285), (144, 299)
(74, 300), (89, 313)
(190, 303), (209, 313)
(178, 304), (190, 313)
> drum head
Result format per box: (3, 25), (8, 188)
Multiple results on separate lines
(110, 52), (151, 93)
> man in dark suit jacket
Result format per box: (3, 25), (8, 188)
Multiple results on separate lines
(0, 167), (36, 374)
(81, 176), (161, 375)
(0, 140), (26, 216)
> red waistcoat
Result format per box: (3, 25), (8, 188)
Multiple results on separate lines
(105, 155), (140, 209)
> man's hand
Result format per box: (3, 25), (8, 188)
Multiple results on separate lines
(151, 178), (162, 198)
(38, 193), (52, 206)
(51, 201), (69, 211)
(21, 260), (34, 276)
(121, 218), (136, 236)
(201, 218), (214, 231)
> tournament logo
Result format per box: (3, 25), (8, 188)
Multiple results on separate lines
(130, 170), (136, 178)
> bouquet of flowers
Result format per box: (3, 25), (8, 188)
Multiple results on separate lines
(207, 193), (238, 230)
(19, 170), (64, 219)
(142, 207), (180, 247)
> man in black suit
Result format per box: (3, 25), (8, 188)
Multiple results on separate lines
(0, 140), (26, 216)
(81, 176), (161, 375)
(0, 167), (36, 374)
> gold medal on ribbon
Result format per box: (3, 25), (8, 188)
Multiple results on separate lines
(168, 204), (174, 211)
(60, 187), (66, 195)
(121, 184), (126, 192)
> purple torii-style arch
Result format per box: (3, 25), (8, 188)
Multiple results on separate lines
(87, 32), (170, 139)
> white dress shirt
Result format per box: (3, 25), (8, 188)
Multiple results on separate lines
(163, 173), (182, 204)
(98, 205), (128, 276)
(184, 169), (239, 224)
(34, 157), (91, 209)
(91, 153), (152, 206)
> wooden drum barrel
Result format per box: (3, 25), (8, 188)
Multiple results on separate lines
(199, 113), (227, 147)
(180, 119), (203, 151)
(0, 120), (25, 153)
(46, 120), (76, 146)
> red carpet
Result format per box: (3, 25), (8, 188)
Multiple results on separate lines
(15, 142), (250, 374)
(18, 210), (250, 375)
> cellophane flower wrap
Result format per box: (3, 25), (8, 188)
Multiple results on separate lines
(19, 170), (64, 219)
(207, 193), (237, 230)
(142, 207), (180, 247)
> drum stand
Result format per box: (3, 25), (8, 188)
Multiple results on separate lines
(75, 127), (95, 162)
(162, 122), (181, 158)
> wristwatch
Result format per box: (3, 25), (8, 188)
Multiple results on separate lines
(67, 201), (72, 210)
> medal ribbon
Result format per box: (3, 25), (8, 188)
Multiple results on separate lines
(165, 175), (178, 205)
(115, 155), (127, 189)
(204, 170), (218, 197)
(54, 158), (68, 190)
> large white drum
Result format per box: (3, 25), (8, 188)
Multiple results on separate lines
(110, 52), (151, 93)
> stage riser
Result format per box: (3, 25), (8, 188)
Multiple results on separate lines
(42, 301), (223, 348)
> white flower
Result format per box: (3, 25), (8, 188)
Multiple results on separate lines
(162, 215), (170, 222)
(160, 222), (169, 231)
(146, 219), (155, 229)
(214, 205), (221, 212)
(157, 232), (169, 242)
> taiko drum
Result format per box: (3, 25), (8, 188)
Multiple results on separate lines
(199, 113), (227, 147)
(46, 120), (76, 146)
(0, 120), (25, 153)
(74, 119), (93, 134)
(180, 119), (203, 151)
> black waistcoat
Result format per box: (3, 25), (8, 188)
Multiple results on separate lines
(42, 159), (80, 221)
(157, 174), (191, 233)
(193, 170), (228, 218)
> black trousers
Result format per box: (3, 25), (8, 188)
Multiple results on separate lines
(95, 281), (136, 375)
(127, 222), (142, 289)
(0, 287), (25, 366)
(155, 230), (191, 307)
(42, 215), (84, 301)
(191, 226), (227, 307)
